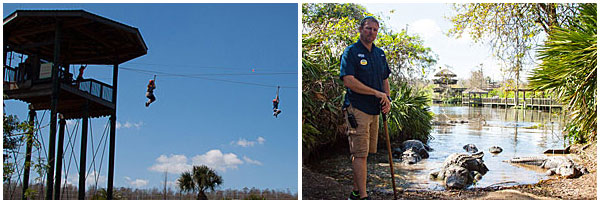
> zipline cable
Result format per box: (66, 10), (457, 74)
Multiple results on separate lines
(120, 66), (297, 89)
(127, 62), (290, 72)
(120, 66), (296, 76)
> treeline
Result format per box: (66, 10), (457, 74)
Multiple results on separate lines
(3, 183), (297, 200)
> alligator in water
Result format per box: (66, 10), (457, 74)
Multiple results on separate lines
(430, 152), (489, 189)
(463, 144), (479, 153)
(392, 139), (433, 164)
(489, 146), (503, 154)
(504, 156), (588, 178)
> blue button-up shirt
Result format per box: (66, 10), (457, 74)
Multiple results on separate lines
(340, 40), (391, 115)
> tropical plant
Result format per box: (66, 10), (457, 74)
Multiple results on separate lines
(302, 3), (366, 160)
(387, 81), (433, 142)
(529, 3), (596, 143)
(3, 112), (31, 183)
(177, 165), (223, 200)
(377, 32), (437, 84)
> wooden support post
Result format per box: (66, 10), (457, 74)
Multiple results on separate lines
(65, 64), (70, 81)
(480, 93), (482, 106)
(22, 107), (35, 200)
(79, 100), (89, 200)
(542, 91), (545, 98)
(54, 116), (66, 200)
(523, 91), (527, 109)
(468, 93), (471, 107)
(46, 20), (61, 200)
(107, 62), (118, 199)
(515, 88), (519, 107)
(504, 89), (507, 108)
(4, 33), (9, 67)
(532, 91), (536, 109)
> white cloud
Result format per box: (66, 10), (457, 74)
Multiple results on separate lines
(150, 150), (259, 174)
(235, 138), (255, 147)
(233, 137), (266, 147)
(64, 171), (106, 187)
(125, 176), (149, 188)
(257, 136), (266, 144)
(191, 149), (243, 172)
(410, 19), (442, 39)
(148, 154), (191, 174)
(242, 156), (262, 166)
(66, 120), (78, 127)
(116, 121), (144, 129)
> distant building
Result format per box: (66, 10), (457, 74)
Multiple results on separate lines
(433, 68), (467, 104)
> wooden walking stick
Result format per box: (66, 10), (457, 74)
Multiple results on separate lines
(382, 113), (398, 199)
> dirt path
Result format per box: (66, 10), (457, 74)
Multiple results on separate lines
(302, 142), (596, 200)
(476, 189), (556, 200)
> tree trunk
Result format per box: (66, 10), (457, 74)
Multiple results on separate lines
(197, 190), (208, 200)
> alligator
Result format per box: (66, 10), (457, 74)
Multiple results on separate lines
(430, 152), (489, 189)
(504, 156), (588, 178)
(432, 120), (455, 126)
(392, 139), (433, 164)
(489, 146), (503, 154)
(463, 144), (479, 153)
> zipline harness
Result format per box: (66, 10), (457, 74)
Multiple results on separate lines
(273, 86), (281, 118)
(145, 75), (157, 107)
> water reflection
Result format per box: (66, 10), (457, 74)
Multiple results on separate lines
(396, 105), (566, 190)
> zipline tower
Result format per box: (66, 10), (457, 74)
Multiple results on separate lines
(3, 10), (147, 199)
(433, 68), (458, 104)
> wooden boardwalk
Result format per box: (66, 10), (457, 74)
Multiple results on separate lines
(462, 97), (562, 109)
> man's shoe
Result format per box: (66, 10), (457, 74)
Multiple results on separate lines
(359, 196), (371, 200)
(348, 191), (360, 200)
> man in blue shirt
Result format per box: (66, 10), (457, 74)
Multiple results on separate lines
(340, 16), (391, 200)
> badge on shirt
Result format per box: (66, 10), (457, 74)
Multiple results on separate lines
(357, 53), (365, 58)
(360, 59), (368, 65)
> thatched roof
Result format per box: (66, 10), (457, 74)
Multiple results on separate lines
(434, 68), (457, 77)
(462, 87), (488, 94)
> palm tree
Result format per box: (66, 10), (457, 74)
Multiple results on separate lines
(529, 3), (596, 143)
(177, 165), (223, 200)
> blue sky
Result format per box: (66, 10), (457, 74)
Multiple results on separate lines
(3, 3), (298, 193)
(364, 3), (543, 82)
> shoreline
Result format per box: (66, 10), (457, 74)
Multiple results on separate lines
(302, 142), (596, 200)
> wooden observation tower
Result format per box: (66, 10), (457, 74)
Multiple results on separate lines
(3, 10), (147, 199)
(432, 68), (461, 103)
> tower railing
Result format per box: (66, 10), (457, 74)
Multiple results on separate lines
(3, 65), (114, 104)
(76, 79), (114, 103)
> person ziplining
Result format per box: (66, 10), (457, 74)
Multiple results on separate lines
(273, 86), (281, 118)
(145, 75), (157, 107)
(121, 66), (294, 110)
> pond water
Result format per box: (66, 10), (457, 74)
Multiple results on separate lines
(393, 105), (569, 190)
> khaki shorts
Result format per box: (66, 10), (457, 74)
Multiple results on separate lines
(346, 105), (379, 158)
